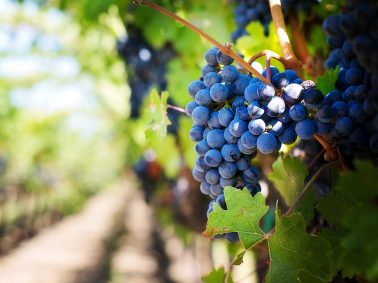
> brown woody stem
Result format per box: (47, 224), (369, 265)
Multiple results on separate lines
(289, 14), (310, 63)
(268, 0), (302, 75)
(134, 0), (270, 84)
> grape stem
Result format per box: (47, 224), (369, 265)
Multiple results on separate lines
(313, 134), (338, 161)
(288, 14), (313, 73)
(268, 0), (302, 76)
(133, 0), (270, 84)
(307, 148), (325, 169)
(167, 104), (186, 113)
(248, 50), (291, 67)
(284, 160), (338, 216)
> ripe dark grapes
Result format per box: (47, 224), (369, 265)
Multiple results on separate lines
(321, 0), (378, 153)
(187, 47), (328, 241)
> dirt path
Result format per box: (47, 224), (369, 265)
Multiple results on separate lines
(0, 177), (131, 283)
(0, 175), (214, 283)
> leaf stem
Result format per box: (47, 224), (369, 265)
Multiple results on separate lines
(134, 0), (270, 84)
(268, 0), (301, 75)
(284, 160), (338, 216)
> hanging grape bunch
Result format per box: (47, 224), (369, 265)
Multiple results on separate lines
(186, 47), (329, 228)
(322, 0), (378, 153)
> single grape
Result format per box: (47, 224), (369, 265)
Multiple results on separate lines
(278, 125), (297, 144)
(235, 106), (250, 120)
(248, 118), (266, 135)
(210, 184), (223, 196)
(204, 149), (223, 167)
(216, 50), (234, 65)
(316, 105), (334, 123)
(266, 96), (286, 117)
(188, 80), (206, 97)
(200, 181), (211, 195)
(205, 169), (221, 185)
(195, 140), (211, 156)
(229, 119), (248, 137)
(257, 132), (278, 154)
(204, 72), (221, 88)
(257, 83), (275, 100)
(236, 156), (251, 171)
(220, 177), (237, 188)
(185, 100), (198, 116)
(205, 47), (219, 66)
(303, 88), (324, 109)
(219, 161), (237, 178)
(247, 102), (265, 118)
(335, 116), (354, 136)
(272, 72), (290, 88)
(192, 106), (210, 125)
(208, 111), (222, 129)
(224, 127), (239, 143)
(221, 143), (242, 162)
(244, 83), (260, 103)
(210, 83), (229, 102)
(295, 119), (316, 140)
(189, 125), (204, 141)
(218, 107), (234, 127)
(240, 131), (258, 149)
(283, 83), (304, 104)
(289, 103), (307, 121)
(267, 119), (284, 136)
(243, 166), (260, 184)
(232, 74), (251, 95)
(195, 156), (210, 172)
(195, 89), (212, 106)
(221, 65), (239, 82)
(192, 167), (206, 182)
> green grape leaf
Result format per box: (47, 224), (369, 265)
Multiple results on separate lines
(266, 212), (333, 283)
(319, 227), (351, 278)
(203, 187), (269, 249)
(315, 66), (339, 95)
(334, 161), (378, 202)
(340, 205), (378, 280)
(317, 161), (378, 280)
(268, 155), (308, 207)
(316, 193), (350, 225)
(296, 189), (315, 223)
(143, 90), (171, 140)
(202, 267), (234, 283)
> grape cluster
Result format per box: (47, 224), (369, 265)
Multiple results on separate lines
(117, 24), (180, 133)
(232, 0), (316, 42)
(321, 0), (378, 153)
(187, 47), (328, 240)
